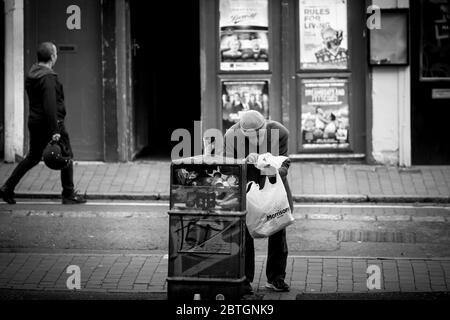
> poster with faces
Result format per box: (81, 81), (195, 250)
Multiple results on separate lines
(219, 0), (269, 71)
(300, 78), (350, 150)
(222, 81), (269, 132)
(299, 0), (348, 70)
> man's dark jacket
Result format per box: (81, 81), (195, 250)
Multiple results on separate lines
(25, 64), (66, 135)
(224, 120), (294, 211)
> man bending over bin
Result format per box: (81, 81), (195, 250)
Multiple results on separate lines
(223, 110), (293, 296)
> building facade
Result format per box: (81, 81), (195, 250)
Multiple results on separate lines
(1, 0), (450, 165)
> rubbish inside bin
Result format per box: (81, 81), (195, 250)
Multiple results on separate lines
(171, 163), (244, 212)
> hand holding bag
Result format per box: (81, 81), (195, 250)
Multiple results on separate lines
(246, 171), (295, 239)
(255, 153), (288, 176)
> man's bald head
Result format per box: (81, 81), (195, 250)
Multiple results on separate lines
(37, 42), (57, 63)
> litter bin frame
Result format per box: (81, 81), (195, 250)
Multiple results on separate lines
(167, 156), (247, 300)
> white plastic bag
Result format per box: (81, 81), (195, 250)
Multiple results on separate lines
(255, 153), (288, 170)
(255, 153), (288, 176)
(246, 172), (295, 239)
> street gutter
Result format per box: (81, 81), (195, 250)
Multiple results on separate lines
(13, 192), (450, 204)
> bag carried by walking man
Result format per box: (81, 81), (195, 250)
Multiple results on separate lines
(0, 42), (86, 205)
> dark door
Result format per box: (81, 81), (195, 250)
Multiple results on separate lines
(411, 0), (450, 164)
(130, 0), (201, 160)
(26, 0), (103, 160)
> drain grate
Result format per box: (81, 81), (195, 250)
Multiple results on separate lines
(337, 230), (416, 243)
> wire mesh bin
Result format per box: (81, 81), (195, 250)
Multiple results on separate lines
(167, 156), (247, 300)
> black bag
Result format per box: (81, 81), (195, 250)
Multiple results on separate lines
(43, 139), (72, 170)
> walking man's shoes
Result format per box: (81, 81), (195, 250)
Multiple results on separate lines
(62, 191), (87, 205)
(0, 186), (16, 205)
(265, 279), (290, 292)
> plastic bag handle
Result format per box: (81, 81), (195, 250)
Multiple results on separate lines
(261, 171), (282, 191)
(246, 181), (255, 193)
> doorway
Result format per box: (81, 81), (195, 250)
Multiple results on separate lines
(411, 0), (450, 164)
(130, 1), (201, 160)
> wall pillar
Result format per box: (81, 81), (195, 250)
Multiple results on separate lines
(398, 67), (411, 167)
(397, 0), (411, 167)
(371, 0), (411, 166)
(4, 0), (24, 162)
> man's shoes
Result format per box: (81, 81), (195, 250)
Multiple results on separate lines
(62, 191), (87, 204)
(265, 279), (290, 292)
(0, 186), (16, 205)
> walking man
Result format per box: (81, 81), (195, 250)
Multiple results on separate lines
(0, 42), (86, 205)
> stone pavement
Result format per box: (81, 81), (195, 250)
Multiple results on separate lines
(0, 253), (449, 299)
(0, 161), (450, 202)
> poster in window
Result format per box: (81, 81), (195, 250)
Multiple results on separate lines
(219, 0), (269, 71)
(301, 78), (350, 150)
(222, 81), (269, 132)
(299, 0), (348, 70)
(421, 0), (450, 78)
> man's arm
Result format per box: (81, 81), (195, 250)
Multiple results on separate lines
(41, 75), (59, 135)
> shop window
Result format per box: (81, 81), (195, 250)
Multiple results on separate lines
(369, 10), (409, 66)
(420, 0), (450, 79)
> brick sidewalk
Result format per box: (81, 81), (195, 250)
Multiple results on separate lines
(0, 253), (449, 299)
(1, 162), (450, 202)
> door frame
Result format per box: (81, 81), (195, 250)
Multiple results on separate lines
(101, 0), (133, 162)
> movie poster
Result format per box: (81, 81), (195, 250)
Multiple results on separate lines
(219, 0), (269, 71)
(222, 81), (269, 132)
(301, 78), (350, 150)
(299, 0), (348, 69)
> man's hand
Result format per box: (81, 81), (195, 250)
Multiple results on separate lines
(245, 153), (259, 164)
(261, 166), (277, 176)
(52, 134), (61, 142)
